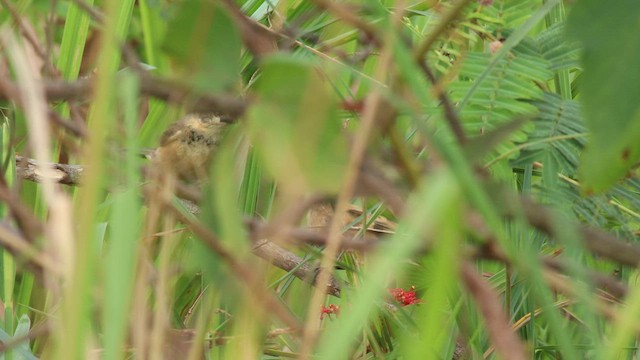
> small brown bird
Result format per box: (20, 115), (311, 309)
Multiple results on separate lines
(153, 113), (227, 183)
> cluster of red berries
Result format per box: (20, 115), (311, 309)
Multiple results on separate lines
(388, 286), (422, 306)
(320, 304), (341, 319)
(321, 286), (422, 319)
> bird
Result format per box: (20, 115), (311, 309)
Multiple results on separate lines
(152, 113), (228, 183)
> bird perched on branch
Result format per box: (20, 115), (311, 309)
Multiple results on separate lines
(152, 113), (228, 183)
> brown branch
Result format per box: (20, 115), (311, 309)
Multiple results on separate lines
(543, 257), (627, 299)
(219, 0), (279, 58)
(468, 210), (630, 300)
(540, 270), (618, 321)
(460, 261), (527, 360)
(251, 239), (341, 297)
(473, 186), (640, 269)
(0, 0), (46, 59)
(0, 176), (44, 242)
(470, 241), (628, 300)
(16, 155), (83, 186)
(25, 155), (345, 306)
(413, 0), (474, 61)
(358, 159), (406, 215)
(167, 203), (303, 332)
(48, 109), (87, 138)
(0, 78), (88, 137)
(310, 0), (379, 45)
(249, 218), (385, 251)
(0, 74), (247, 119)
(70, 0), (105, 23)
(138, 75), (246, 118)
(0, 222), (57, 282)
(519, 197), (640, 268)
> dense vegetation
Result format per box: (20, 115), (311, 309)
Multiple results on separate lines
(0, 0), (639, 359)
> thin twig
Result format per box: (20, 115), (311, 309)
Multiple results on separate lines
(310, 0), (379, 45)
(0, 0), (46, 58)
(70, 0), (105, 23)
(0, 177), (44, 242)
(167, 202), (303, 333)
(543, 257), (627, 299)
(417, 60), (467, 144)
(249, 218), (385, 252)
(0, 75), (247, 119)
(358, 160), (406, 215)
(0, 222), (59, 278)
(468, 209), (630, 300)
(413, 0), (474, 61)
(461, 261), (527, 360)
(519, 197), (640, 268)
(219, 0), (279, 58)
(0, 79), (88, 137)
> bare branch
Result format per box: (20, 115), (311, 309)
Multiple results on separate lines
(251, 239), (341, 297)
(16, 155), (83, 186)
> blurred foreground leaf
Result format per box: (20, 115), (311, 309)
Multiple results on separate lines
(163, 0), (241, 92)
(568, 0), (640, 193)
(246, 56), (348, 194)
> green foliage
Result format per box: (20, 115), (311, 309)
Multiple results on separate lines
(452, 52), (550, 127)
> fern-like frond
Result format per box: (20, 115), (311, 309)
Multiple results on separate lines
(449, 52), (551, 138)
(540, 180), (638, 240)
(513, 92), (586, 173)
(482, 0), (542, 31)
(536, 23), (582, 71)
(511, 93), (638, 238)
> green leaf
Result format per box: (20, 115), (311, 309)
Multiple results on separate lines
(568, 0), (640, 193)
(246, 56), (348, 194)
(163, 0), (241, 92)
